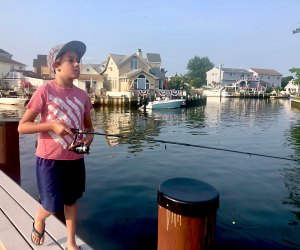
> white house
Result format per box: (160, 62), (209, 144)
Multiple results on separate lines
(284, 79), (299, 95)
(0, 49), (26, 88)
(248, 68), (282, 87)
(73, 64), (104, 95)
(206, 66), (253, 86)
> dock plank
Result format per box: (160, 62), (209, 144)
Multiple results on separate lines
(0, 210), (31, 250)
(0, 170), (94, 250)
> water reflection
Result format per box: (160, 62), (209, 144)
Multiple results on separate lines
(92, 106), (165, 149)
(11, 98), (300, 249)
(283, 120), (300, 225)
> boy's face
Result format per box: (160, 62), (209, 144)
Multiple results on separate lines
(56, 50), (80, 79)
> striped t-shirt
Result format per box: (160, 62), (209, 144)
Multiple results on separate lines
(26, 80), (92, 160)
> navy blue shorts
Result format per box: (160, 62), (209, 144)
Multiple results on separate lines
(36, 157), (85, 213)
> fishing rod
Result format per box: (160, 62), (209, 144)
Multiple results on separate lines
(70, 129), (296, 161)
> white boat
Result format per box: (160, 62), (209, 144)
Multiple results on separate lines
(143, 97), (186, 109)
(0, 92), (28, 105)
(0, 97), (28, 105)
(203, 88), (223, 97)
(221, 86), (236, 97)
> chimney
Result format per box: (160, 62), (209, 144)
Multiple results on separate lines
(136, 49), (142, 57)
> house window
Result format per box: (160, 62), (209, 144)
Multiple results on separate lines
(85, 81), (91, 93)
(131, 58), (138, 69)
(133, 74), (149, 89)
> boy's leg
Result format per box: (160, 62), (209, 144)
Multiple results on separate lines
(32, 205), (52, 245)
(64, 203), (80, 250)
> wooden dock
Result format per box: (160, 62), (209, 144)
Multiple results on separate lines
(0, 170), (94, 250)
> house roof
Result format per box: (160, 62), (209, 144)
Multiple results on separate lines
(89, 64), (103, 73)
(110, 54), (126, 65)
(0, 49), (11, 56)
(120, 68), (158, 79)
(0, 55), (26, 66)
(146, 53), (161, 63)
(150, 67), (165, 78)
(222, 68), (249, 74)
(249, 68), (282, 76)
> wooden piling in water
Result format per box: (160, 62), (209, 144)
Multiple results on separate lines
(157, 177), (219, 250)
(0, 120), (20, 184)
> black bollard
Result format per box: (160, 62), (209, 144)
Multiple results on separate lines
(157, 177), (219, 250)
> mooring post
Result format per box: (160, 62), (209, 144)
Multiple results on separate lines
(157, 177), (219, 250)
(0, 119), (20, 184)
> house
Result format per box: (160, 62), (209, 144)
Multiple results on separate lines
(284, 79), (299, 95)
(206, 66), (253, 87)
(73, 64), (104, 96)
(1, 70), (44, 90)
(101, 49), (166, 98)
(33, 54), (52, 79)
(0, 49), (26, 88)
(206, 66), (283, 88)
(248, 68), (282, 87)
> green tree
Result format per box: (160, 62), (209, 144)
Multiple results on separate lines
(290, 68), (300, 84)
(293, 27), (300, 34)
(281, 76), (294, 89)
(186, 56), (214, 88)
(168, 74), (183, 89)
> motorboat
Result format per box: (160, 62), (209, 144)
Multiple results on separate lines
(0, 92), (28, 105)
(143, 97), (186, 109)
(221, 86), (237, 97)
(203, 88), (223, 97)
(0, 97), (28, 105)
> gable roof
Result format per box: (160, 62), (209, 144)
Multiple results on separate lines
(146, 53), (161, 63)
(249, 68), (282, 76)
(110, 54), (126, 65)
(120, 68), (158, 79)
(89, 64), (103, 73)
(0, 55), (26, 66)
(0, 49), (11, 56)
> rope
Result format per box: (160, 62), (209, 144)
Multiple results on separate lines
(72, 129), (296, 162)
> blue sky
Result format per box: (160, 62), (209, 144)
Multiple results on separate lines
(1, 0), (299, 77)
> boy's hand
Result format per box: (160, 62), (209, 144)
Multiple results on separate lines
(52, 122), (73, 136)
(81, 134), (94, 146)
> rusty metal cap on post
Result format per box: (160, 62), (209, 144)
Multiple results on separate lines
(157, 177), (219, 218)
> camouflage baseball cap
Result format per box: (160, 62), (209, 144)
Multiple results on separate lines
(47, 40), (86, 72)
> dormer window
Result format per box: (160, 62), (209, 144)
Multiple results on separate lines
(131, 58), (138, 70)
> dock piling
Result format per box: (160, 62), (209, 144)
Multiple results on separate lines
(157, 177), (219, 250)
(0, 120), (20, 184)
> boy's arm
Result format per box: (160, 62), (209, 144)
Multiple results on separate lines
(18, 109), (72, 136)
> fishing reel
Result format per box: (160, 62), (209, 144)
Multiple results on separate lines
(69, 129), (90, 154)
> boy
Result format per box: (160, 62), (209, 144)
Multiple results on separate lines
(18, 40), (94, 250)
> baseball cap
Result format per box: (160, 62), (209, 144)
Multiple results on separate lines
(47, 40), (86, 72)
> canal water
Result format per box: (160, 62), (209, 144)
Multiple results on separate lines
(3, 97), (300, 249)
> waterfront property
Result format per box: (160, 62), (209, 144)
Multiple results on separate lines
(206, 66), (282, 88)
(100, 49), (167, 99)
(284, 79), (300, 96)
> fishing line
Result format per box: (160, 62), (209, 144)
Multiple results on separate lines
(71, 129), (296, 162)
